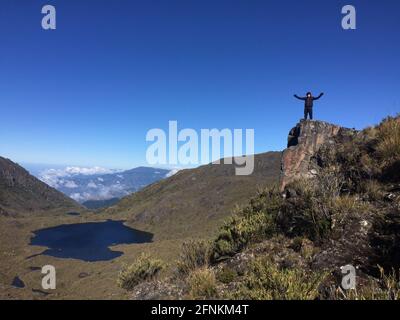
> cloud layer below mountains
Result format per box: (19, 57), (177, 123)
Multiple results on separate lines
(37, 166), (173, 203)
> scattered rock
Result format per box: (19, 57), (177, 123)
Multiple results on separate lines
(384, 193), (396, 202)
(131, 279), (185, 300)
(11, 276), (25, 288)
(32, 289), (51, 296)
(78, 272), (90, 279)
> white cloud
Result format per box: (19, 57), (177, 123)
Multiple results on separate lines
(38, 166), (118, 187)
(64, 166), (115, 175)
(166, 168), (180, 178)
(64, 180), (78, 188)
(36, 165), (166, 203)
(87, 181), (98, 189)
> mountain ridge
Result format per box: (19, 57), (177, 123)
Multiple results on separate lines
(105, 151), (282, 239)
(0, 156), (83, 216)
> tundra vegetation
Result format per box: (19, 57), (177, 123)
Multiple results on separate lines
(119, 115), (400, 300)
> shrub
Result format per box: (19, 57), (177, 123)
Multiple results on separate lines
(289, 237), (316, 260)
(360, 179), (384, 201)
(213, 211), (275, 260)
(216, 266), (237, 284)
(212, 188), (281, 260)
(230, 257), (326, 300)
(328, 195), (372, 231)
(375, 116), (400, 165)
(314, 167), (345, 199)
(177, 239), (211, 275)
(117, 253), (165, 290)
(278, 178), (332, 242)
(290, 236), (304, 252)
(187, 268), (217, 299)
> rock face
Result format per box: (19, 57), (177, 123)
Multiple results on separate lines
(280, 120), (355, 191)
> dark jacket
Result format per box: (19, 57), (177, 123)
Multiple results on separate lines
(294, 93), (324, 108)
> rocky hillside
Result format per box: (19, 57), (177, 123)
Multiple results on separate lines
(106, 152), (281, 239)
(0, 157), (83, 216)
(118, 116), (400, 300)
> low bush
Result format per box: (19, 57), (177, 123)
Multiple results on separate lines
(360, 179), (384, 201)
(278, 178), (332, 242)
(375, 116), (400, 166)
(177, 239), (211, 275)
(229, 257), (326, 300)
(216, 266), (237, 284)
(187, 268), (217, 299)
(117, 253), (165, 290)
(212, 188), (281, 260)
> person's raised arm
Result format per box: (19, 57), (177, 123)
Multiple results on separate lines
(294, 94), (306, 100)
(313, 92), (324, 100)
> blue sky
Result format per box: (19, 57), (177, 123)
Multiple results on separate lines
(0, 0), (399, 169)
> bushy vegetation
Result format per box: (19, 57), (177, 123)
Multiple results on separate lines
(212, 188), (282, 260)
(278, 177), (333, 242)
(229, 257), (326, 300)
(317, 115), (400, 187)
(360, 179), (384, 201)
(187, 268), (218, 299)
(375, 116), (400, 166)
(119, 115), (400, 300)
(216, 266), (238, 284)
(117, 253), (165, 290)
(177, 239), (211, 275)
(212, 167), (372, 259)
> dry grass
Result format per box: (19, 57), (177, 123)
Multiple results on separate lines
(375, 116), (400, 165)
(117, 253), (165, 290)
(229, 257), (326, 300)
(187, 267), (217, 299)
(176, 239), (211, 275)
(333, 267), (400, 300)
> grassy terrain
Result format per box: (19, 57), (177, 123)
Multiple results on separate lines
(106, 151), (281, 240)
(0, 152), (281, 299)
(120, 115), (400, 300)
(0, 212), (186, 299)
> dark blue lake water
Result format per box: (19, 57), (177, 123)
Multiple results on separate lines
(29, 220), (153, 262)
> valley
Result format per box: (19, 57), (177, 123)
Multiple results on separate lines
(0, 151), (281, 299)
(0, 212), (184, 299)
(1, 116), (399, 300)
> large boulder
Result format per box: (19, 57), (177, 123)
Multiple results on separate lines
(280, 120), (355, 192)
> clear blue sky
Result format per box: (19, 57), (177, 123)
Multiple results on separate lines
(1, 0), (399, 169)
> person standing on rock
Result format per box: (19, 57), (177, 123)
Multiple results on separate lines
(294, 92), (324, 120)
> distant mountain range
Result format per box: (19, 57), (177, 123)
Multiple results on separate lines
(82, 197), (120, 209)
(33, 166), (172, 206)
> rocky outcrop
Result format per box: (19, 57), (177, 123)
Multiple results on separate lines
(280, 120), (355, 192)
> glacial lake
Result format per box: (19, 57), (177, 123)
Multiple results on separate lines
(29, 220), (153, 262)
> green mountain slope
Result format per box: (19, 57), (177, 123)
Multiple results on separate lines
(0, 156), (83, 216)
(105, 152), (281, 239)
